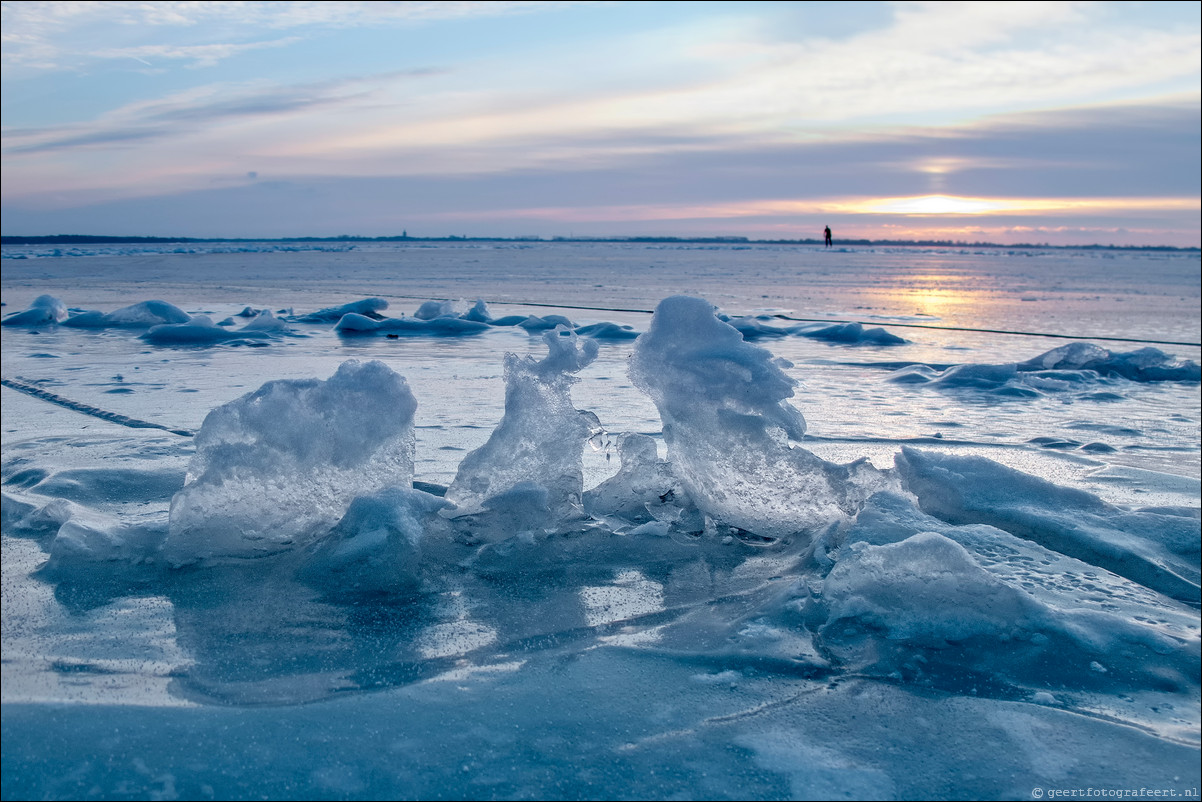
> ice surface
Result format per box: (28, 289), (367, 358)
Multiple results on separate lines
(3, 243), (1199, 800)
(806, 529), (1198, 690)
(164, 360), (417, 564)
(896, 447), (1201, 603)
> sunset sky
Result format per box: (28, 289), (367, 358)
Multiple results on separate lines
(2, 1), (1199, 245)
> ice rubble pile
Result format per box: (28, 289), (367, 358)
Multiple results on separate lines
(630, 296), (897, 538)
(5, 295), (1199, 692)
(141, 311), (291, 345)
(0, 297), (296, 344)
(335, 312), (490, 336)
(889, 340), (1201, 394)
(719, 313), (906, 345)
(331, 298), (617, 338)
(61, 300), (191, 328)
(445, 327), (600, 537)
(1018, 341), (1202, 382)
(297, 486), (449, 595)
(798, 522), (1198, 689)
(4, 294), (912, 345)
(164, 360), (418, 563)
(332, 299), (903, 343)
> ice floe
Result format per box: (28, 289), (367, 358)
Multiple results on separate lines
(888, 341), (1200, 396)
(720, 313), (906, 344)
(334, 313), (489, 336)
(141, 315), (279, 345)
(293, 297), (389, 323)
(62, 300), (191, 328)
(1, 294), (68, 326)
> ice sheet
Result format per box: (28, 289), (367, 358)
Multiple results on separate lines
(3, 242), (1199, 801)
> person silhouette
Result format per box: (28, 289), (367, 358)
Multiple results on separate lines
(824, 226), (832, 248)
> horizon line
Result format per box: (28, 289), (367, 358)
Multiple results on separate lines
(3, 234), (1199, 251)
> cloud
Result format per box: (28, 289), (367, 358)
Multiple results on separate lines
(89, 38), (302, 70)
(5, 172), (1197, 246)
(671, 4), (1200, 128)
(2, 1), (1197, 247)
(211, 3), (1200, 170)
(2, 68), (443, 154)
(3, 126), (168, 153)
(4, 96), (1197, 214)
(1, 1), (597, 71)
(4, 98), (1198, 247)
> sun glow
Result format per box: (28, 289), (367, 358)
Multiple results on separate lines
(856, 195), (1200, 216)
(867, 195), (1008, 215)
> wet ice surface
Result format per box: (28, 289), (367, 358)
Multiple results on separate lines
(2, 242), (1200, 800)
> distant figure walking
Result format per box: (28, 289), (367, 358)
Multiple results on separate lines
(824, 226), (832, 248)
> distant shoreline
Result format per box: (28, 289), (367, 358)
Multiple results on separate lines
(1, 234), (1197, 252)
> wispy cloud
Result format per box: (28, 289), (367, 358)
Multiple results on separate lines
(4, 94), (1197, 213)
(232, 3), (1201, 170)
(89, 38), (303, 70)
(3, 126), (168, 153)
(2, 68), (443, 154)
(1, 1), (597, 71)
(663, 3), (1200, 128)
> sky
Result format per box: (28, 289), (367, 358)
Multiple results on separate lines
(1, 1), (1199, 246)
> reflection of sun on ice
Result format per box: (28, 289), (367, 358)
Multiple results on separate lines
(859, 275), (987, 321)
(908, 289), (961, 319)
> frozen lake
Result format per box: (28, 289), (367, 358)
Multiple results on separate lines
(2, 241), (1200, 800)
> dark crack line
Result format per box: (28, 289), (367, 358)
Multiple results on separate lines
(1, 376), (194, 437)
